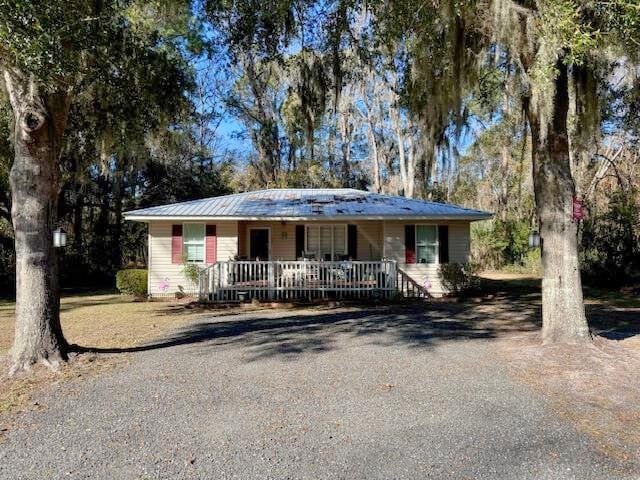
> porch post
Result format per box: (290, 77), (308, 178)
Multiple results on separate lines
(268, 262), (275, 300)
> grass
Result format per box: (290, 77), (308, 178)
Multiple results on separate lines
(482, 271), (640, 472)
(0, 292), (205, 355)
(480, 270), (640, 308)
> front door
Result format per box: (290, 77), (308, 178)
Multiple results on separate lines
(249, 228), (270, 260)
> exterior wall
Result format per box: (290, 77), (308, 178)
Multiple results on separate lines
(238, 220), (383, 261)
(238, 221), (296, 260)
(148, 220), (237, 297)
(383, 220), (471, 296)
(146, 218), (470, 297)
(356, 221), (383, 260)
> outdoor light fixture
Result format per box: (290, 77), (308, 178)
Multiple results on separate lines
(53, 228), (67, 248)
(528, 230), (541, 249)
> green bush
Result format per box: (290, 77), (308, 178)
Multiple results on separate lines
(581, 191), (640, 285)
(471, 218), (536, 272)
(438, 262), (480, 295)
(181, 262), (200, 287)
(116, 269), (148, 299)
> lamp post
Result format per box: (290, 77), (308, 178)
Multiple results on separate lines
(53, 227), (67, 248)
(528, 230), (541, 249)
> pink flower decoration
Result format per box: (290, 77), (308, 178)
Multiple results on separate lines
(159, 277), (170, 292)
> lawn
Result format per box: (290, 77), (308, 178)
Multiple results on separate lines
(0, 292), (202, 355)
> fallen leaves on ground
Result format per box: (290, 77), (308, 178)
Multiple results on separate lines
(0, 293), (207, 424)
(500, 334), (640, 474)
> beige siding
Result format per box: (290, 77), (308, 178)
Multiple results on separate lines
(237, 221), (247, 258)
(356, 221), (383, 260)
(147, 218), (470, 297)
(148, 220), (237, 296)
(449, 222), (470, 263)
(239, 221), (296, 260)
(383, 220), (471, 296)
(239, 220), (382, 261)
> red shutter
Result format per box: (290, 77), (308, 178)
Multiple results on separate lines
(171, 225), (183, 264)
(405, 225), (416, 264)
(206, 224), (217, 263)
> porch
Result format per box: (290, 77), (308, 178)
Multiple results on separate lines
(199, 260), (428, 302)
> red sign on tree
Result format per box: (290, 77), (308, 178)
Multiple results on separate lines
(572, 196), (585, 221)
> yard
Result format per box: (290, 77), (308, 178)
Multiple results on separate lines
(1, 276), (639, 478)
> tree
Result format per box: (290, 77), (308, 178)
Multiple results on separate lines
(0, 0), (195, 373)
(375, 0), (640, 344)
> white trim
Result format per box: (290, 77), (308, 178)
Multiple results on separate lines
(183, 222), (206, 263)
(415, 224), (439, 265)
(125, 214), (492, 222)
(147, 227), (151, 297)
(248, 226), (271, 260)
(382, 221), (386, 258)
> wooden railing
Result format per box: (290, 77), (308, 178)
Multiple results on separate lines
(199, 260), (397, 302)
(396, 267), (431, 298)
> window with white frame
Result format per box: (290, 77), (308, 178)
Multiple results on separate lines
(416, 225), (438, 264)
(305, 225), (347, 260)
(183, 223), (205, 262)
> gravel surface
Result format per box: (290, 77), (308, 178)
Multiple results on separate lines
(0, 306), (631, 479)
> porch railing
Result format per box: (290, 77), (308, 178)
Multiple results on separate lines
(199, 260), (397, 302)
(396, 267), (431, 298)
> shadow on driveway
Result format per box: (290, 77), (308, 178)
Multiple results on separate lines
(71, 274), (640, 361)
(72, 295), (543, 361)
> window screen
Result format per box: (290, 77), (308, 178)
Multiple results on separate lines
(305, 225), (347, 260)
(416, 225), (437, 264)
(183, 223), (205, 262)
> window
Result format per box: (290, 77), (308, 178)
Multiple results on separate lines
(183, 223), (205, 262)
(305, 225), (347, 260)
(416, 225), (438, 264)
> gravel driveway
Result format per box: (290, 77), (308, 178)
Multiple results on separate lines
(0, 305), (630, 479)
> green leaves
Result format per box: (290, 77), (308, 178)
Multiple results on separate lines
(0, 1), (117, 87)
(0, 1), (198, 91)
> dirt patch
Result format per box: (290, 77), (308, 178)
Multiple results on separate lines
(500, 333), (640, 474)
(0, 293), (211, 424)
(0, 353), (129, 440)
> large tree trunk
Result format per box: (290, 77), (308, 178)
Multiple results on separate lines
(526, 62), (591, 344)
(4, 69), (71, 373)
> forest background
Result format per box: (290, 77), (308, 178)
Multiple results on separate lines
(1, 0), (637, 296)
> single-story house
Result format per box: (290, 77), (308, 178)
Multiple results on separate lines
(124, 188), (491, 300)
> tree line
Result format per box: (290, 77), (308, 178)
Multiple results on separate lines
(0, 0), (639, 373)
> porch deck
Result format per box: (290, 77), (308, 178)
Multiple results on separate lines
(199, 260), (402, 302)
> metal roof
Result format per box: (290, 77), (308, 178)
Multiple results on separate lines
(124, 188), (492, 221)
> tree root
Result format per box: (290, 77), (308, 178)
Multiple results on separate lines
(8, 350), (66, 377)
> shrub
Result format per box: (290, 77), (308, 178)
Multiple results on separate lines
(581, 191), (640, 285)
(116, 269), (148, 299)
(471, 218), (538, 273)
(182, 262), (200, 287)
(438, 262), (480, 296)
